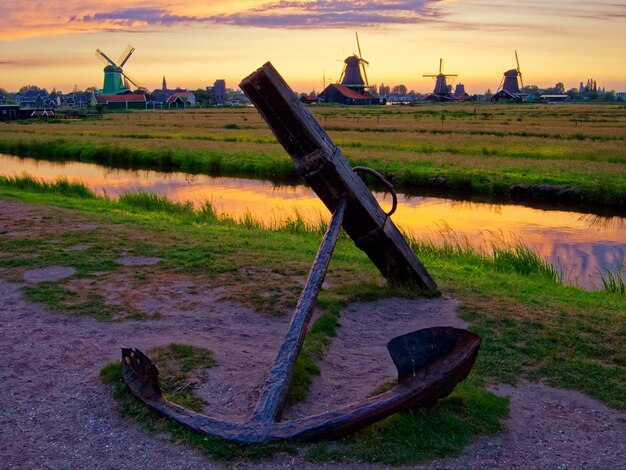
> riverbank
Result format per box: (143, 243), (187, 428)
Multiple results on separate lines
(3, 154), (624, 289)
(0, 103), (624, 211)
(1, 176), (624, 465)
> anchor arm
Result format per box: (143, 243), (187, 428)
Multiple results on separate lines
(121, 327), (480, 443)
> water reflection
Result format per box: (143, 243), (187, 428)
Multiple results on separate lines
(1, 154), (624, 290)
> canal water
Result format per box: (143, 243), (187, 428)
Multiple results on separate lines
(1, 154), (624, 290)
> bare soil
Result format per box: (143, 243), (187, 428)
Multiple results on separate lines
(23, 266), (77, 283)
(1, 199), (625, 469)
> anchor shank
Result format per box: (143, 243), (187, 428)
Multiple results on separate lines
(251, 199), (347, 422)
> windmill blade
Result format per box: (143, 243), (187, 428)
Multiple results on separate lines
(439, 58), (443, 74)
(355, 32), (369, 86)
(515, 50), (524, 93)
(338, 64), (346, 84)
(95, 49), (117, 67)
(122, 71), (142, 89)
(497, 75), (504, 93)
(118, 45), (135, 67)
(361, 62), (369, 87)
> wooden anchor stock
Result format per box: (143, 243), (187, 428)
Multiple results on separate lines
(239, 62), (437, 293)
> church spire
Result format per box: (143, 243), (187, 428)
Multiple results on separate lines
(162, 76), (167, 91)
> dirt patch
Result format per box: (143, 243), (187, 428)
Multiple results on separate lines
(284, 296), (465, 419)
(0, 199), (101, 239)
(23, 265), (77, 283)
(66, 244), (90, 251)
(427, 381), (626, 469)
(115, 256), (162, 266)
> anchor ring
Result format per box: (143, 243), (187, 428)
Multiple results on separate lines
(352, 166), (398, 217)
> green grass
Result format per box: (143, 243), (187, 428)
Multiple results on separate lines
(600, 258), (625, 295)
(412, 226), (563, 282)
(2, 175), (625, 464)
(307, 378), (507, 464)
(1, 174), (96, 199)
(0, 103), (625, 210)
(22, 282), (148, 321)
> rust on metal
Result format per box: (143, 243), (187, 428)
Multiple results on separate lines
(120, 63), (481, 444)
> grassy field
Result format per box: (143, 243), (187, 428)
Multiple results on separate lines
(0, 103), (625, 210)
(1, 175), (624, 464)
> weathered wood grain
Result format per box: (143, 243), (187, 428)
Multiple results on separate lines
(239, 62), (437, 293)
(251, 199), (347, 423)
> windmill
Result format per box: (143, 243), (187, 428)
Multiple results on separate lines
(423, 58), (458, 101)
(95, 45), (142, 95)
(338, 32), (370, 94)
(494, 50), (525, 101)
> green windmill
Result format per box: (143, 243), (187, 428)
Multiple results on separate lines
(95, 45), (141, 95)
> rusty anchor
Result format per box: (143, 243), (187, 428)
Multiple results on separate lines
(120, 63), (481, 444)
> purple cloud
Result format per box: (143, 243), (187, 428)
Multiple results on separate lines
(72, 1), (445, 29)
(73, 8), (197, 26)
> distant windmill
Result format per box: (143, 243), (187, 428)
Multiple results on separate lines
(494, 50), (525, 101)
(423, 58), (458, 101)
(338, 32), (370, 93)
(95, 45), (142, 95)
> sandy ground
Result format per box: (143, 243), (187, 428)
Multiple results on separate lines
(1, 199), (625, 469)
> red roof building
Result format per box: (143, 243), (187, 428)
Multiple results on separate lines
(96, 94), (147, 109)
(319, 84), (377, 105)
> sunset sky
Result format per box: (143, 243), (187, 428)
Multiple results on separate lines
(1, 1), (625, 94)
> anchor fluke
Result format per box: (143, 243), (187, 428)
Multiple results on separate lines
(387, 327), (481, 405)
(121, 347), (162, 402)
(388, 327), (472, 383)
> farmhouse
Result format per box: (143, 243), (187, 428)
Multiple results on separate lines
(319, 84), (376, 105)
(165, 91), (196, 108)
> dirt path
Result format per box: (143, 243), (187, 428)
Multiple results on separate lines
(2, 279), (625, 470)
(1, 199), (625, 469)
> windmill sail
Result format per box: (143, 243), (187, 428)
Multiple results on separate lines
(492, 51), (525, 102)
(423, 58), (458, 101)
(95, 45), (139, 95)
(339, 33), (370, 93)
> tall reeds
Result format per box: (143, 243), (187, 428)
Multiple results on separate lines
(599, 250), (625, 294)
(410, 224), (563, 283)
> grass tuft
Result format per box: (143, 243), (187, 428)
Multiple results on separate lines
(306, 379), (508, 465)
(1, 174), (95, 199)
(412, 225), (562, 283)
(599, 252), (625, 295)
(119, 190), (195, 216)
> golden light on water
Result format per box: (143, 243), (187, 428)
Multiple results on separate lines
(2, 154), (624, 289)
